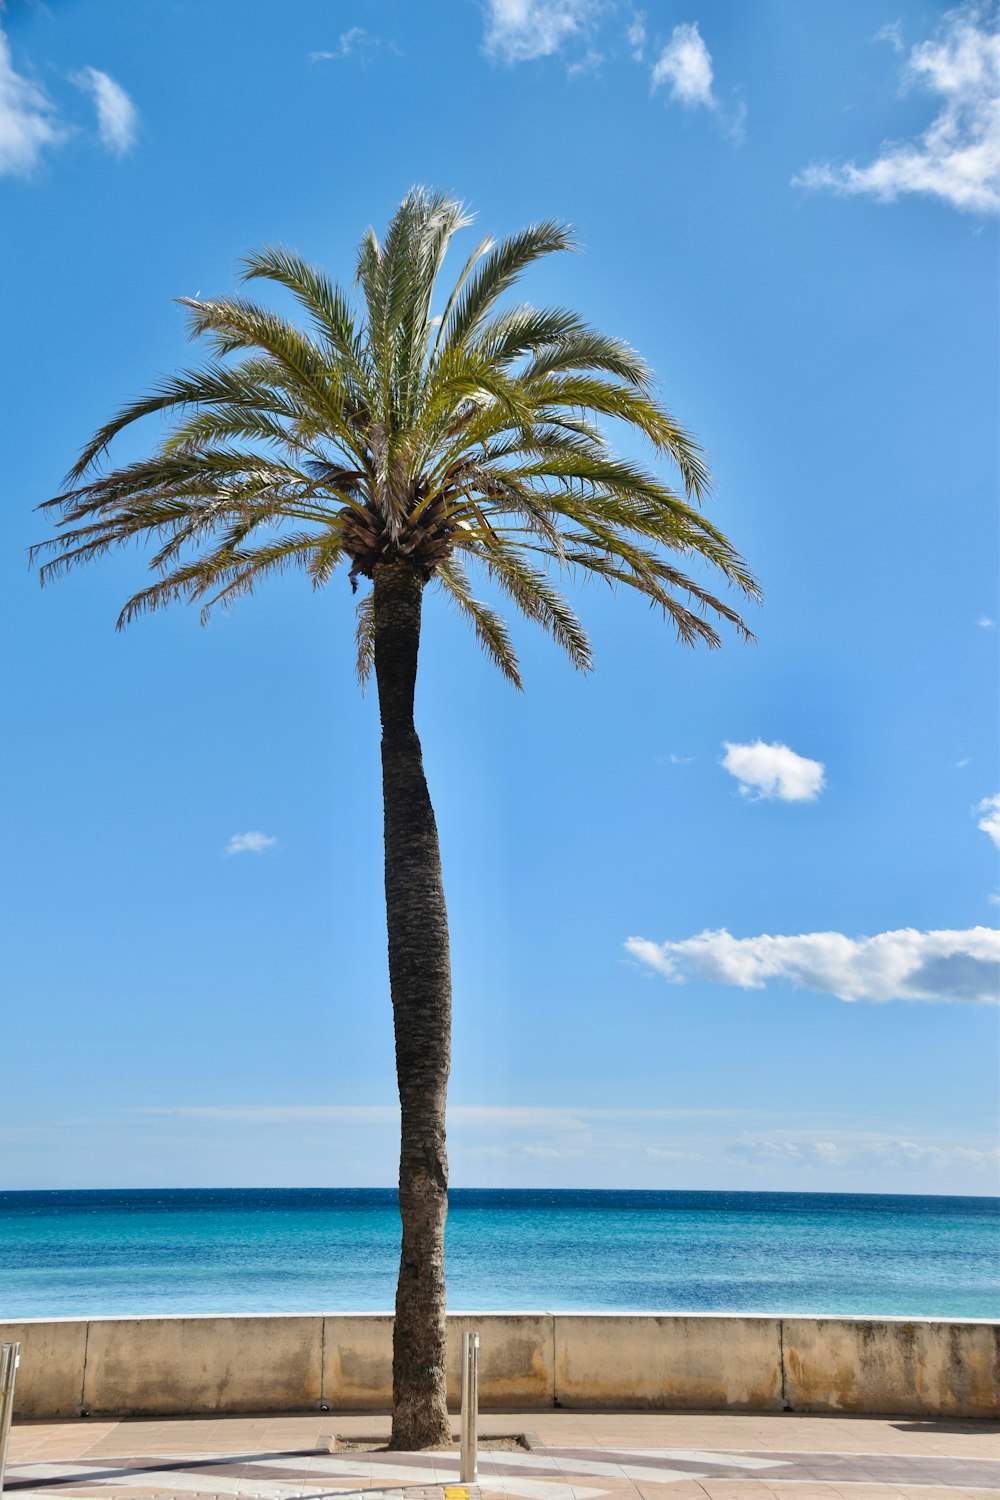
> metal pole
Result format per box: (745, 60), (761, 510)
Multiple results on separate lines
(459, 1330), (479, 1484)
(0, 1341), (21, 1498)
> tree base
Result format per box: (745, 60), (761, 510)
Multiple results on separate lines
(388, 1403), (452, 1451)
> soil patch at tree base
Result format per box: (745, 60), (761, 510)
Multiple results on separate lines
(331, 1435), (530, 1453)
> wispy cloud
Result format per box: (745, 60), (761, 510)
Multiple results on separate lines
(625, 925), (1000, 1003)
(979, 613), (997, 628)
(224, 831), (277, 856)
(875, 20), (906, 55)
(0, 24), (64, 175)
(309, 27), (382, 63)
(483, 0), (595, 63)
(112, 1103), (999, 1191)
(721, 739), (825, 801)
(0, 29), (139, 174)
(727, 1129), (1000, 1173)
(976, 794), (1000, 849)
(73, 67), (138, 156)
(141, 1104), (400, 1124)
(627, 11), (646, 62)
(138, 1103), (731, 1126)
(567, 48), (603, 78)
(795, 2), (1000, 214)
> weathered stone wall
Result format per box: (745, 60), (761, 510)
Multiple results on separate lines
(3, 1313), (997, 1420)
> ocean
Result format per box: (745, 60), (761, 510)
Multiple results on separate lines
(1, 1188), (997, 1321)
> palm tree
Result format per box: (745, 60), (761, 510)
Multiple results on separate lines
(35, 188), (759, 1449)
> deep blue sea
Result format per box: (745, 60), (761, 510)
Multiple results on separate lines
(1, 1189), (997, 1321)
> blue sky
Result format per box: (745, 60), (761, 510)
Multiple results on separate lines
(1, 0), (998, 1195)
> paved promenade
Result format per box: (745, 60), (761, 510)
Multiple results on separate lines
(6, 1410), (999, 1500)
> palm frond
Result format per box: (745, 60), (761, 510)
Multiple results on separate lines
(525, 373), (712, 500)
(239, 246), (365, 378)
(355, 588), (376, 688)
(444, 221), (575, 349)
(177, 296), (339, 412)
(435, 556), (523, 688)
(63, 363), (286, 482)
(523, 327), (653, 390)
(456, 533), (592, 671)
(471, 305), (583, 365)
(113, 530), (321, 629)
(431, 231), (495, 360)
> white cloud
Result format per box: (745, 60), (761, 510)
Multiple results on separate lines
(225, 831), (277, 856)
(483, 0), (594, 62)
(73, 67), (137, 156)
(979, 613), (997, 628)
(625, 925), (1000, 1003)
(480, 4), (742, 132)
(795, 3), (1000, 214)
(0, 24), (64, 175)
(651, 21), (715, 107)
(337, 25), (368, 56)
(976, 793), (1000, 848)
(567, 47), (603, 78)
(627, 11), (646, 62)
(721, 739), (825, 801)
(876, 20), (906, 55)
(309, 27), (379, 62)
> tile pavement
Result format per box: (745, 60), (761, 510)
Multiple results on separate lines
(4, 1411), (999, 1500)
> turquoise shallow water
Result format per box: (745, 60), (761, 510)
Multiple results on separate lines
(1, 1189), (997, 1320)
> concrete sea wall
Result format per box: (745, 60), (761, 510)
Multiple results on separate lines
(3, 1313), (998, 1421)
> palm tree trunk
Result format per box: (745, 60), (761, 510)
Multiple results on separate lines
(373, 558), (453, 1452)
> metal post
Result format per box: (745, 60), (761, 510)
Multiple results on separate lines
(0, 1341), (20, 1497)
(459, 1330), (479, 1484)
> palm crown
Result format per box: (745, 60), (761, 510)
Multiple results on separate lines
(38, 188), (758, 686)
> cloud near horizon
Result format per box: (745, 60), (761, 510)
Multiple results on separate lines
(625, 926), (1000, 1003)
(136, 1103), (733, 1124)
(794, 2), (1000, 214)
(726, 1130), (999, 1173)
(102, 1104), (999, 1191)
(225, 831), (277, 856)
(721, 739), (826, 801)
